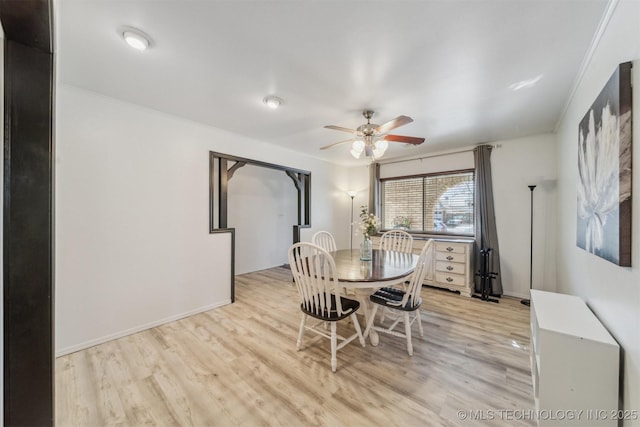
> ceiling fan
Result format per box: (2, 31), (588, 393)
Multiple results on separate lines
(321, 110), (425, 159)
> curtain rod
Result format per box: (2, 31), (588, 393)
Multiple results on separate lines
(378, 144), (502, 166)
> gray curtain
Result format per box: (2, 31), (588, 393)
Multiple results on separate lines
(473, 145), (503, 295)
(368, 162), (380, 216)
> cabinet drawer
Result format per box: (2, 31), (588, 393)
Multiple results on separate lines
(434, 242), (466, 254)
(435, 272), (466, 286)
(435, 261), (465, 275)
(435, 251), (465, 263)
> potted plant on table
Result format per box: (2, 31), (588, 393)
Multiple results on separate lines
(392, 216), (412, 230)
(358, 206), (380, 261)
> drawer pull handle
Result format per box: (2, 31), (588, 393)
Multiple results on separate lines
(446, 247), (454, 252)
(446, 266), (454, 271)
(446, 277), (454, 282)
(446, 256), (453, 260)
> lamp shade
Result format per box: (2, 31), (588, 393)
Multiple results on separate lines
(372, 139), (388, 158)
(352, 140), (365, 151)
(350, 140), (365, 159)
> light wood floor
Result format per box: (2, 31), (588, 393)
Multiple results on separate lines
(56, 267), (535, 426)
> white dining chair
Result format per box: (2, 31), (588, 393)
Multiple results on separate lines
(378, 230), (414, 318)
(311, 230), (337, 252)
(379, 230), (413, 253)
(288, 242), (365, 372)
(364, 240), (434, 356)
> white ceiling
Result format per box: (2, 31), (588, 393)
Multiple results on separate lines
(56, 0), (609, 166)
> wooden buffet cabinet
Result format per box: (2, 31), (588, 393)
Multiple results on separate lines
(370, 236), (474, 297)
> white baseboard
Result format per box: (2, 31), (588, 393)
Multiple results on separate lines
(55, 300), (232, 357)
(502, 290), (530, 300)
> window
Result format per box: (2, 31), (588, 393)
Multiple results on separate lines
(381, 170), (474, 235)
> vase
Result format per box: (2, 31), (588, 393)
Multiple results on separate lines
(359, 235), (372, 261)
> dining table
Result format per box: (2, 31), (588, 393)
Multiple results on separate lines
(330, 248), (418, 345)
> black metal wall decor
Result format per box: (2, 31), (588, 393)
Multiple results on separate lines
(209, 152), (311, 300)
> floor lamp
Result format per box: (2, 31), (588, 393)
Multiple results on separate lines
(521, 185), (536, 306)
(347, 191), (357, 250)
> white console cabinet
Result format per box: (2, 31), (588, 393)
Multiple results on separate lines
(429, 240), (473, 297)
(530, 290), (619, 426)
(370, 236), (474, 297)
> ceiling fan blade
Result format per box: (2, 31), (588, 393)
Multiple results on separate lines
(375, 115), (413, 134)
(384, 134), (426, 145)
(324, 125), (358, 134)
(320, 138), (356, 150)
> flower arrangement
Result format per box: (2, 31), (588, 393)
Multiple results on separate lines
(393, 216), (412, 230)
(359, 205), (380, 237)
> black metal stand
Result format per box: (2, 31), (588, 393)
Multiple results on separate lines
(473, 248), (499, 303)
(349, 194), (355, 250)
(521, 185), (536, 306)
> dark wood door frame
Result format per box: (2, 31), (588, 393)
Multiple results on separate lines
(1, 0), (55, 425)
(209, 151), (311, 301)
(209, 151), (311, 232)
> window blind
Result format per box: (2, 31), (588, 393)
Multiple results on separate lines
(381, 171), (474, 235)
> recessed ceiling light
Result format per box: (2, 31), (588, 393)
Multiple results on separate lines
(509, 74), (543, 91)
(263, 95), (283, 109)
(120, 27), (152, 51)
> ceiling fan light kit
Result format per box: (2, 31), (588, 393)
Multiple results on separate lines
(323, 110), (425, 160)
(349, 136), (389, 159)
(372, 139), (388, 158)
(350, 139), (365, 159)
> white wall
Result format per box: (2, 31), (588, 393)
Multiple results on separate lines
(300, 161), (352, 250)
(347, 163), (375, 246)
(491, 134), (557, 298)
(56, 85), (349, 355)
(555, 1), (640, 422)
(379, 151), (474, 179)
(228, 166), (297, 274)
(348, 135), (558, 299)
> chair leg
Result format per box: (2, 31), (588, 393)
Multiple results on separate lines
(351, 313), (365, 347)
(404, 311), (413, 356)
(330, 322), (337, 372)
(296, 314), (306, 351)
(416, 310), (424, 337)
(363, 304), (379, 339)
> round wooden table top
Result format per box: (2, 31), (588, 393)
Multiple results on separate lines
(331, 249), (418, 283)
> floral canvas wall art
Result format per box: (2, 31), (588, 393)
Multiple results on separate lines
(577, 62), (632, 266)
